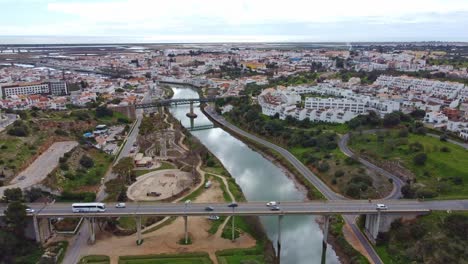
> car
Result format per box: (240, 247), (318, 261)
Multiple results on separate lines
(227, 202), (238, 208)
(25, 208), (35, 213)
(207, 215), (220, 220)
(115, 203), (126, 208)
(205, 206), (214, 211)
(266, 201), (278, 207)
(270, 205), (281, 211)
(376, 204), (388, 210)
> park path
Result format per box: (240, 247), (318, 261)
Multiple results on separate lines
(0, 141), (78, 197)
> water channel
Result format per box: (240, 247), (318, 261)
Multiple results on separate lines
(169, 87), (340, 264)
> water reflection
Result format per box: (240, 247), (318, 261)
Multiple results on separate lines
(169, 87), (340, 264)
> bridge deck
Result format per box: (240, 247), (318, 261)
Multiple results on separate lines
(1, 200), (466, 218)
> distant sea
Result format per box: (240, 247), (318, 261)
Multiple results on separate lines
(0, 35), (352, 46)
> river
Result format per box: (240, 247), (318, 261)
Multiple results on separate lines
(169, 87), (340, 264)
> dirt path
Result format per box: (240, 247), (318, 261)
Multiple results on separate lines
(207, 172), (235, 202)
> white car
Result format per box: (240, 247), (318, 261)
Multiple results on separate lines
(266, 201), (278, 207)
(207, 215), (220, 220)
(376, 204), (388, 210)
(25, 208), (35, 213)
(115, 203), (126, 208)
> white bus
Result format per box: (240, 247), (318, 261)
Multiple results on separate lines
(72, 203), (106, 213)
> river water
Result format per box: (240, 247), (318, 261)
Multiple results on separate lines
(169, 87), (340, 264)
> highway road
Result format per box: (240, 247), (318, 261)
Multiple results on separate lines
(2, 200), (468, 218)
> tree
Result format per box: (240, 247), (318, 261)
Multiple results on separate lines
(24, 188), (45, 202)
(79, 155), (94, 168)
(410, 109), (426, 119)
(5, 201), (28, 237)
(112, 157), (135, 182)
(7, 120), (29, 137)
(95, 106), (113, 118)
(413, 153), (427, 166)
(383, 112), (401, 127)
(2, 188), (23, 203)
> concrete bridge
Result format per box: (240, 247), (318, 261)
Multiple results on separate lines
(1, 200), (466, 250)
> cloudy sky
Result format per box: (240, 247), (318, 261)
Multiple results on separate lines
(1, 0), (468, 43)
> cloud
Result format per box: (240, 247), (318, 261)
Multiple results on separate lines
(0, 0), (468, 41)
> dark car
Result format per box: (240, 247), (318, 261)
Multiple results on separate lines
(205, 206), (214, 211)
(227, 202), (238, 208)
(270, 205), (280, 211)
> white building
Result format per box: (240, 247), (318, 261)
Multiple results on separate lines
(305, 97), (366, 114)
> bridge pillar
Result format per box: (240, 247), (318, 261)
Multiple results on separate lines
(184, 216), (189, 244)
(373, 211), (381, 239)
(33, 215), (41, 243)
(231, 215), (236, 241)
(136, 216), (143, 245)
(88, 218), (96, 244)
(186, 101), (198, 119)
(322, 215), (330, 248)
(277, 215), (283, 262)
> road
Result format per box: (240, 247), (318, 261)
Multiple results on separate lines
(338, 133), (404, 200)
(63, 91), (151, 264)
(3, 200), (468, 218)
(203, 106), (386, 264)
(0, 141), (78, 197)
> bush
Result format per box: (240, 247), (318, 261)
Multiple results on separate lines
(401, 185), (416, 198)
(413, 153), (427, 166)
(95, 106), (113, 118)
(398, 128), (409, 137)
(60, 163), (69, 171)
(79, 155), (94, 168)
(440, 146), (450, 152)
(317, 161), (330, 172)
(409, 142), (424, 152)
(415, 188), (438, 199)
(334, 170), (345, 178)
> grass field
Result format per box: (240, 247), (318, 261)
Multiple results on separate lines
(0, 130), (48, 178)
(118, 253), (212, 264)
(78, 255), (110, 264)
(349, 131), (468, 199)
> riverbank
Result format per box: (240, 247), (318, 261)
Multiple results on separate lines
(202, 105), (369, 264)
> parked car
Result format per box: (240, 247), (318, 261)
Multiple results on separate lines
(207, 215), (220, 220)
(115, 203), (126, 208)
(270, 205), (281, 211)
(376, 204), (388, 210)
(266, 201), (278, 207)
(205, 206), (214, 211)
(25, 208), (35, 214)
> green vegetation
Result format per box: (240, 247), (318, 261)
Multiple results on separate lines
(216, 241), (267, 264)
(375, 212), (468, 264)
(50, 146), (112, 192)
(217, 98), (390, 199)
(104, 178), (127, 202)
(78, 255), (110, 264)
(0, 194), (43, 264)
(118, 252), (213, 264)
(329, 215), (370, 264)
(349, 130), (468, 199)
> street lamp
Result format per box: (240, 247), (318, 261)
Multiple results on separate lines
(228, 202), (238, 241)
(184, 200), (191, 244)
